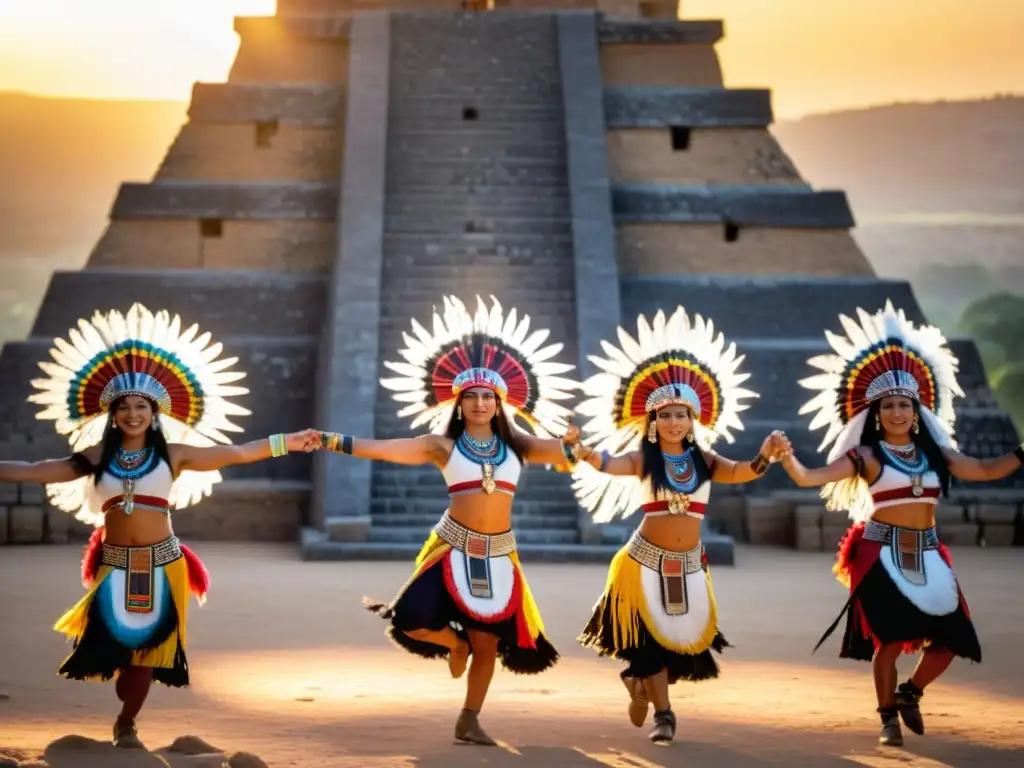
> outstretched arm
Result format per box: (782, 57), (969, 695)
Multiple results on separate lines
(176, 429), (320, 474)
(579, 448), (642, 477)
(942, 444), (1024, 483)
(781, 445), (871, 487)
(707, 432), (781, 485)
(0, 455), (93, 485)
(319, 431), (451, 468)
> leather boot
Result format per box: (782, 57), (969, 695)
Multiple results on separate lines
(878, 706), (903, 747)
(649, 708), (676, 743)
(895, 680), (925, 735)
(112, 718), (146, 749)
(455, 708), (497, 746)
(623, 676), (649, 727)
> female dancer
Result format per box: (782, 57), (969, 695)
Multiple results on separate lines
(778, 300), (1024, 747)
(319, 295), (582, 746)
(0, 303), (317, 749)
(571, 306), (784, 743)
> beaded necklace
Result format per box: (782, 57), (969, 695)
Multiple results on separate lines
(106, 445), (158, 515)
(456, 432), (507, 495)
(661, 449), (701, 514)
(880, 440), (929, 498)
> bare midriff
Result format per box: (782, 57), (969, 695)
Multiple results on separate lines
(103, 508), (174, 547)
(639, 514), (702, 553)
(870, 502), (937, 532)
(447, 493), (514, 535)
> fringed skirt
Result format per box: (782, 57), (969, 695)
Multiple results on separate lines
(578, 532), (729, 684)
(817, 520), (981, 663)
(364, 512), (559, 674)
(53, 529), (210, 687)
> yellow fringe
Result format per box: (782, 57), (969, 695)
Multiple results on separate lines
(598, 546), (719, 656)
(53, 558), (193, 673)
(400, 531), (546, 641)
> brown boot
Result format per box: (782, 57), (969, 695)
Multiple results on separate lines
(623, 676), (649, 727)
(648, 709), (675, 743)
(455, 708), (497, 746)
(448, 641), (469, 680)
(112, 718), (146, 749)
(895, 680), (925, 735)
(878, 706), (903, 747)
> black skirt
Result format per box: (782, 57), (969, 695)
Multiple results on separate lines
(365, 556), (559, 675)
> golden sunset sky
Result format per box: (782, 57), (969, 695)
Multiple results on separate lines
(1, 0), (1022, 118)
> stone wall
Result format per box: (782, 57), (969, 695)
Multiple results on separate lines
(86, 219), (336, 271)
(616, 223), (872, 276)
(607, 128), (803, 185)
(230, 17), (350, 84)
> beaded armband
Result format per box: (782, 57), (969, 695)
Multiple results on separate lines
(597, 450), (610, 473)
(321, 432), (353, 454)
(846, 448), (866, 477)
(269, 433), (289, 458)
(749, 453), (770, 475)
(560, 439), (579, 465)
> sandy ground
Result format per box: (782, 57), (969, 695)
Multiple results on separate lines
(0, 542), (1022, 768)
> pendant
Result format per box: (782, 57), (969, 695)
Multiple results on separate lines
(911, 473), (924, 497)
(122, 477), (136, 516)
(482, 463), (496, 495)
(668, 494), (690, 515)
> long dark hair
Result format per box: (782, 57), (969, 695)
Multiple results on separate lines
(640, 412), (713, 497)
(860, 398), (951, 497)
(93, 395), (173, 483)
(444, 393), (527, 462)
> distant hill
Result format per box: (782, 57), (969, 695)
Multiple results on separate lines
(0, 90), (1022, 346)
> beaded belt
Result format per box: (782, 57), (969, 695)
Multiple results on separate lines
(863, 521), (939, 586)
(101, 536), (183, 569)
(100, 536), (182, 614)
(627, 533), (704, 616)
(435, 513), (517, 558)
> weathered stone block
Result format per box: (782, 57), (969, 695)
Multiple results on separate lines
(796, 525), (823, 552)
(938, 523), (978, 548)
(10, 506), (44, 544)
(169, 482), (308, 541)
(980, 524), (1015, 547)
(18, 484), (43, 504)
(325, 515), (373, 543)
(0, 485), (17, 504)
(973, 503), (1018, 525)
(711, 495), (747, 541)
(934, 501), (967, 526)
(821, 516), (851, 552)
(44, 505), (73, 544)
(0, 506), (8, 545)
(744, 497), (793, 547)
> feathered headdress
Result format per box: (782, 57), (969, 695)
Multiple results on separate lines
(799, 299), (963, 521)
(571, 306), (757, 523)
(28, 303), (251, 525)
(378, 295), (576, 437)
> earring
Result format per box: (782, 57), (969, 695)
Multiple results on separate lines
(456, 405), (463, 420)
(686, 430), (695, 444)
(874, 414), (880, 431)
(151, 416), (160, 432)
(647, 421), (657, 443)
(913, 416), (920, 435)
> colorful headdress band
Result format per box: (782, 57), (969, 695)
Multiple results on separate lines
(379, 295), (576, 437)
(571, 306), (757, 523)
(28, 303), (252, 525)
(798, 300), (963, 522)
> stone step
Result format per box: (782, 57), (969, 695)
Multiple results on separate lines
(386, 144), (567, 162)
(368, 525), (579, 545)
(384, 213), (572, 235)
(370, 511), (578, 529)
(31, 269), (328, 338)
(619, 275), (925, 342)
(383, 163), (571, 185)
(300, 527), (737, 566)
(0, 336), (318, 481)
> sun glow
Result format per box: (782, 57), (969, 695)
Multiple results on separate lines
(0, 1), (276, 100)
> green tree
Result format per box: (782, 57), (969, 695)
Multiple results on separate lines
(959, 292), (1024, 432)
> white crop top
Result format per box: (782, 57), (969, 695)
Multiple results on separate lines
(639, 448), (713, 519)
(441, 440), (522, 497)
(870, 463), (940, 511)
(89, 458), (175, 516)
